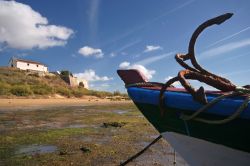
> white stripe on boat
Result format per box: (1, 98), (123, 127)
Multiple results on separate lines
(162, 132), (250, 166)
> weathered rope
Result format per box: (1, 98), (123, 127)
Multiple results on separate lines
(125, 82), (164, 88)
(120, 13), (249, 165)
(119, 135), (162, 166)
(159, 13), (249, 123)
(190, 96), (250, 124)
(173, 13), (236, 104)
(181, 92), (239, 121)
(183, 120), (191, 136)
(236, 86), (250, 94)
(180, 91), (250, 124)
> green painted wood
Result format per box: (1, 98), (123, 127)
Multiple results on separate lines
(135, 102), (250, 153)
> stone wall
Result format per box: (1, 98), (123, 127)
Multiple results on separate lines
(60, 75), (78, 87)
(69, 76), (78, 87)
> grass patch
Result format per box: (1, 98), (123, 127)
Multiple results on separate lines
(0, 127), (95, 162)
(0, 67), (129, 98)
(0, 82), (11, 95)
(10, 85), (33, 96)
(1, 128), (92, 146)
(54, 86), (72, 97)
(0, 103), (175, 166)
(30, 84), (53, 95)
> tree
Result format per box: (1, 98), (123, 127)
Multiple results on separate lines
(60, 70), (73, 77)
(79, 82), (84, 88)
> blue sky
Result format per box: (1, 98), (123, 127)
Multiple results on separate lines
(0, 0), (250, 92)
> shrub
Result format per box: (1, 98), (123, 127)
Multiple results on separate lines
(45, 75), (54, 79)
(113, 90), (121, 96)
(10, 85), (33, 96)
(55, 86), (72, 97)
(28, 73), (39, 77)
(31, 84), (53, 95)
(72, 88), (84, 98)
(79, 82), (85, 88)
(0, 82), (11, 95)
(86, 90), (113, 98)
(6, 76), (26, 85)
(25, 76), (40, 85)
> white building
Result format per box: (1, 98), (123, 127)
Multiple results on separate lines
(9, 58), (48, 72)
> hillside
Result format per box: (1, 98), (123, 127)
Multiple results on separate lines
(0, 67), (127, 99)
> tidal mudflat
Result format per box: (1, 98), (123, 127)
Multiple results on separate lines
(0, 102), (187, 166)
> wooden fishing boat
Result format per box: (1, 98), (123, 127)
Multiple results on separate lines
(118, 13), (250, 165)
(118, 69), (250, 165)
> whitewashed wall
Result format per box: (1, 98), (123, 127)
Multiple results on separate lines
(16, 61), (48, 72)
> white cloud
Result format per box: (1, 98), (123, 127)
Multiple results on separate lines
(136, 52), (174, 66)
(89, 0), (100, 25)
(223, 51), (250, 62)
(88, 0), (100, 40)
(101, 0), (194, 47)
(200, 39), (250, 59)
(221, 69), (250, 77)
(89, 84), (95, 88)
(110, 52), (116, 57)
(0, 1), (73, 49)
(207, 26), (250, 48)
(165, 76), (174, 81)
(119, 61), (130, 68)
(78, 46), (103, 58)
(119, 61), (155, 80)
(121, 52), (127, 55)
(165, 76), (181, 87)
(110, 39), (141, 57)
(87, 83), (112, 91)
(118, 54), (174, 79)
(74, 69), (112, 82)
(144, 45), (162, 52)
(100, 83), (110, 87)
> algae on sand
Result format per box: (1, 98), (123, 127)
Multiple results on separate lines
(0, 103), (187, 165)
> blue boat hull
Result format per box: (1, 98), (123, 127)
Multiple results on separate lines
(128, 87), (250, 119)
(127, 87), (250, 152)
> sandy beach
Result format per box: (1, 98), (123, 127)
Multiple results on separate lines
(0, 98), (132, 110)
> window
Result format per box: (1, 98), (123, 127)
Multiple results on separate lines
(27, 63), (29, 66)
(37, 65), (39, 67)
